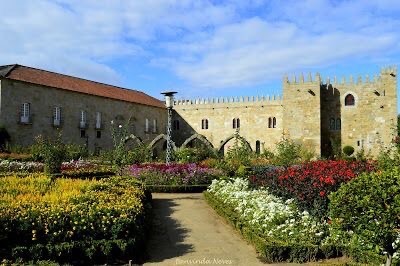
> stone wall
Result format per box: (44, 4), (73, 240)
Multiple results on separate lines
(0, 79), (167, 152)
(282, 74), (322, 156)
(173, 68), (397, 158)
(173, 96), (283, 153)
(328, 68), (398, 156)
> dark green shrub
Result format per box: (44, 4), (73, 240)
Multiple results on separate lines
(329, 168), (400, 265)
(175, 147), (217, 163)
(0, 126), (10, 151)
(64, 143), (88, 160)
(342, 145), (354, 157)
(125, 143), (152, 164)
(31, 135), (66, 174)
(272, 137), (301, 167)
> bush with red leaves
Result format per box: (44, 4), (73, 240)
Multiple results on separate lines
(250, 160), (375, 218)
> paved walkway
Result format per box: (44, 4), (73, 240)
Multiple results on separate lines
(144, 193), (266, 266)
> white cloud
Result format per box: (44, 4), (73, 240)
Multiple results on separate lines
(0, 0), (399, 92)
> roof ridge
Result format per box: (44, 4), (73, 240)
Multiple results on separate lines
(0, 64), (18, 78)
(13, 64), (148, 95)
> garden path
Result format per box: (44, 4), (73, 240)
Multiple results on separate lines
(143, 193), (268, 266)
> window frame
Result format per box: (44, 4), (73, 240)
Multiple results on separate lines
(344, 93), (355, 106)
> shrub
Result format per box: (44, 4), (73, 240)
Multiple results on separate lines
(250, 160), (375, 218)
(205, 178), (339, 263)
(125, 143), (153, 164)
(30, 135), (66, 174)
(329, 168), (400, 265)
(0, 126), (10, 151)
(342, 145), (355, 157)
(0, 174), (150, 264)
(272, 138), (302, 167)
(64, 143), (88, 161)
(174, 147), (217, 163)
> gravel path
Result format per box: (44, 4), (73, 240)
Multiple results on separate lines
(143, 193), (266, 266)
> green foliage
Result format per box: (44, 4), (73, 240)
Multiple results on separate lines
(64, 143), (88, 160)
(329, 168), (400, 265)
(125, 143), (152, 164)
(342, 145), (355, 157)
(0, 175), (151, 264)
(226, 135), (254, 165)
(0, 126), (10, 151)
(377, 146), (400, 171)
(204, 191), (341, 263)
(31, 135), (66, 174)
(329, 136), (343, 159)
(272, 137), (302, 167)
(175, 146), (217, 163)
(109, 120), (130, 175)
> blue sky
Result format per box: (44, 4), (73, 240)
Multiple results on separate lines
(1, 0), (399, 110)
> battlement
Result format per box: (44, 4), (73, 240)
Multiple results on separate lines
(174, 95), (282, 106)
(284, 72), (322, 84)
(286, 66), (397, 86)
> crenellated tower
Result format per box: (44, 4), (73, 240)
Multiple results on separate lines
(282, 73), (322, 156)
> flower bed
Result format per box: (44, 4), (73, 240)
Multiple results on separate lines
(205, 178), (342, 263)
(0, 174), (151, 264)
(0, 159), (44, 173)
(0, 159), (114, 177)
(250, 160), (375, 217)
(128, 163), (223, 192)
(60, 160), (114, 178)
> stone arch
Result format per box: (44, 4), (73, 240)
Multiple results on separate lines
(148, 134), (177, 150)
(217, 134), (252, 152)
(124, 134), (143, 145)
(181, 134), (214, 149)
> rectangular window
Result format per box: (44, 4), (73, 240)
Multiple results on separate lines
(80, 110), (87, 128)
(20, 103), (30, 123)
(80, 129), (86, 138)
(95, 112), (102, 129)
(53, 107), (61, 126)
(153, 119), (157, 133)
(145, 118), (149, 133)
(96, 130), (101, 139)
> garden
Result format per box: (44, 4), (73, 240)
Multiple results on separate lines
(0, 124), (400, 265)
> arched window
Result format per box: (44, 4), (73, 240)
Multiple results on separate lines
(329, 118), (335, 130)
(233, 118), (240, 129)
(345, 94), (355, 106)
(255, 140), (261, 154)
(201, 119), (209, 129)
(272, 117), (276, 128)
(268, 117), (272, 128)
(173, 120), (180, 130)
(336, 118), (341, 130)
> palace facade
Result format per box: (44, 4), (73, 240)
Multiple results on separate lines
(0, 64), (397, 157)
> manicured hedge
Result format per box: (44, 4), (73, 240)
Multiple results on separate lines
(204, 192), (341, 263)
(0, 174), (151, 265)
(204, 178), (343, 263)
(250, 160), (375, 217)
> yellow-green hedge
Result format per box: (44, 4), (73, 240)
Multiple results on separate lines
(0, 174), (151, 264)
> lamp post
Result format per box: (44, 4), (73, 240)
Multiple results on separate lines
(161, 91), (177, 164)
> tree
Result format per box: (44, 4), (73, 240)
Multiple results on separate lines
(329, 168), (400, 266)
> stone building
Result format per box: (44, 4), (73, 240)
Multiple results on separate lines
(173, 67), (398, 157)
(0, 64), (396, 158)
(0, 64), (167, 153)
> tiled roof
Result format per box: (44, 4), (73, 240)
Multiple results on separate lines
(0, 64), (165, 108)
